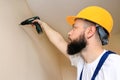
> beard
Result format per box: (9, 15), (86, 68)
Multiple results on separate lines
(67, 34), (87, 55)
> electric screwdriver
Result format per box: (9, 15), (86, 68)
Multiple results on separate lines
(20, 16), (42, 34)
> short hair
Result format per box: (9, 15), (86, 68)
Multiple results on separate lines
(74, 18), (96, 27)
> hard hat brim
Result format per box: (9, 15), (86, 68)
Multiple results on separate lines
(66, 16), (79, 26)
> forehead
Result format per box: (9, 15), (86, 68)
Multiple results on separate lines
(73, 19), (85, 27)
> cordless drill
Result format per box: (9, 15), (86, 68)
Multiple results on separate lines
(20, 16), (42, 34)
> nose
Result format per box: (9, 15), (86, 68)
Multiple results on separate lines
(68, 30), (73, 37)
(68, 30), (71, 36)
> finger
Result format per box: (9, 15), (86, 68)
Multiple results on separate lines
(31, 24), (35, 28)
(32, 19), (39, 23)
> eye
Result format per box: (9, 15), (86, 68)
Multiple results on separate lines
(72, 27), (75, 31)
(73, 26), (77, 31)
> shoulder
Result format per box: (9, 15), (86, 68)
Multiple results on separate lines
(103, 52), (120, 79)
(103, 51), (120, 70)
(108, 52), (120, 64)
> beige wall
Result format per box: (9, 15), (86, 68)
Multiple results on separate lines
(104, 33), (120, 54)
(0, 0), (120, 80)
(0, 0), (62, 80)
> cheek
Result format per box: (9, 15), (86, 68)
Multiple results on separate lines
(70, 31), (81, 41)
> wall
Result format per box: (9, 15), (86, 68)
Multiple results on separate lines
(0, 0), (62, 80)
(104, 33), (120, 54)
(0, 0), (119, 80)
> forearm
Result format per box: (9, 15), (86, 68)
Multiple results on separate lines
(40, 21), (69, 58)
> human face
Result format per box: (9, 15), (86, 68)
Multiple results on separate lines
(68, 19), (85, 42)
(67, 19), (87, 55)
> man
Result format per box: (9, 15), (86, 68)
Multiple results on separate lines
(33, 6), (120, 80)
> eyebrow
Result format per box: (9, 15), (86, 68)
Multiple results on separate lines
(72, 24), (75, 27)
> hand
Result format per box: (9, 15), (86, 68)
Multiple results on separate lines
(32, 19), (47, 28)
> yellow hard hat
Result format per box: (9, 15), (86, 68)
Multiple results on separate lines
(66, 6), (113, 34)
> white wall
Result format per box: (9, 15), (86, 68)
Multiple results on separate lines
(0, 0), (62, 80)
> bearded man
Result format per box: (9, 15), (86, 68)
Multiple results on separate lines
(32, 6), (120, 80)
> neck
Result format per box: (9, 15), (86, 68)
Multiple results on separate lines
(81, 44), (104, 63)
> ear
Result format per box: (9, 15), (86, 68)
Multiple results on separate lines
(85, 26), (96, 39)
